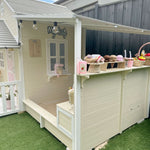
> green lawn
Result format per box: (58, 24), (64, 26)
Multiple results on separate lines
(0, 113), (150, 150)
(0, 112), (66, 150)
(101, 119), (150, 150)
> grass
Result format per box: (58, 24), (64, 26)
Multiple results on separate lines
(0, 113), (150, 150)
(0, 112), (66, 150)
(101, 119), (150, 150)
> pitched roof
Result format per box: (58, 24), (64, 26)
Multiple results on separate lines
(55, 0), (66, 4)
(6, 0), (74, 18)
(0, 20), (18, 48)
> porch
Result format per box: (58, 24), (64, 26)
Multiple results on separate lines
(15, 13), (150, 150)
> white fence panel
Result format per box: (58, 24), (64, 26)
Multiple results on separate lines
(0, 81), (22, 117)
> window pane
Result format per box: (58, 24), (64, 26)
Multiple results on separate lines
(60, 58), (65, 69)
(51, 58), (56, 71)
(50, 43), (56, 56)
(60, 44), (65, 56)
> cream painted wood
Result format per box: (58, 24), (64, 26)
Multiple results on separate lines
(40, 116), (45, 128)
(145, 69), (150, 118)
(21, 21), (74, 104)
(44, 120), (72, 150)
(57, 101), (74, 115)
(25, 105), (40, 122)
(1, 85), (6, 112)
(120, 69), (149, 131)
(74, 18), (82, 150)
(10, 84), (15, 111)
(79, 67), (150, 150)
(24, 99), (72, 150)
(57, 101), (74, 138)
(58, 111), (72, 132)
(80, 73), (121, 150)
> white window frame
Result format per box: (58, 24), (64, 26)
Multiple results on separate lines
(46, 39), (68, 76)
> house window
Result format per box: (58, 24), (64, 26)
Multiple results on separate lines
(47, 39), (68, 75)
(0, 51), (4, 68)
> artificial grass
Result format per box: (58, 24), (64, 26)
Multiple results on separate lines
(0, 112), (66, 150)
(101, 119), (150, 150)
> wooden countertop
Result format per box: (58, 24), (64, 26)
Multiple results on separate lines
(78, 66), (150, 77)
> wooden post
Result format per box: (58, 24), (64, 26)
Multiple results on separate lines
(1, 86), (7, 113)
(18, 25), (25, 111)
(10, 84), (15, 111)
(74, 18), (82, 150)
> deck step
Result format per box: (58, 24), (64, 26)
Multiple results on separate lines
(23, 99), (57, 126)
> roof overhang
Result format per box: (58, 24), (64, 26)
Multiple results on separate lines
(0, 20), (20, 49)
(14, 14), (150, 36)
(0, 46), (20, 49)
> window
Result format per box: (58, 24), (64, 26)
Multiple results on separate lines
(47, 39), (68, 75)
(0, 51), (4, 69)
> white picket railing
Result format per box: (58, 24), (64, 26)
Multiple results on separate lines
(0, 80), (23, 117)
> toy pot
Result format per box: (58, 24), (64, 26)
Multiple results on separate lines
(127, 60), (133, 68)
(6, 100), (11, 110)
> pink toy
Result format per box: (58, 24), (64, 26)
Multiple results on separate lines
(127, 59), (133, 68)
(96, 55), (105, 63)
(55, 64), (64, 77)
(117, 55), (124, 61)
(77, 60), (87, 74)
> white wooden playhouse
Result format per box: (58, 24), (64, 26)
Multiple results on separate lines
(0, 0), (150, 150)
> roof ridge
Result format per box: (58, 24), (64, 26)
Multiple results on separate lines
(29, 0), (70, 9)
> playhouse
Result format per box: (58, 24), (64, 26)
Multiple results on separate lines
(0, 0), (150, 150)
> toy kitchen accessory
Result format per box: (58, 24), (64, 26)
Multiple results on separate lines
(55, 64), (64, 77)
(125, 51), (134, 68)
(77, 60), (87, 74)
(136, 42), (150, 66)
(117, 55), (124, 61)
(84, 54), (105, 73)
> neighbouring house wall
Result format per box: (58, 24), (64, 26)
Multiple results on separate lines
(60, 0), (97, 11)
(79, 0), (150, 56)
(21, 21), (76, 103)
(1, 0), (18, 41)
(98, 0), (129, 6)
(0, 0), (2, 18)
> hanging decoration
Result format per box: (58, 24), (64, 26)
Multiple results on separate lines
(47, 22), (67, 39)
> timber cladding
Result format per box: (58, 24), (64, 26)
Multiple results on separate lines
(78, 0), (150, 56)
(80, 73), (121, 150)
(80, 68), (149, 150)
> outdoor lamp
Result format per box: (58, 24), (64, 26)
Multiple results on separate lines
(19, 20), (23, 28)
(32, 21), (38, 30)
(52, 22), (59, 34)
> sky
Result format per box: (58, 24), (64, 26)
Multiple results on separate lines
(40, 0), (58, 3)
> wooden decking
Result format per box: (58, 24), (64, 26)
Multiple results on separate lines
(23, 99), (72, 149)
(38, 99), (68, 116)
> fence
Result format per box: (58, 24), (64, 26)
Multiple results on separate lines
(78, 0), (150, 56)
(0, 80), (23, 117)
